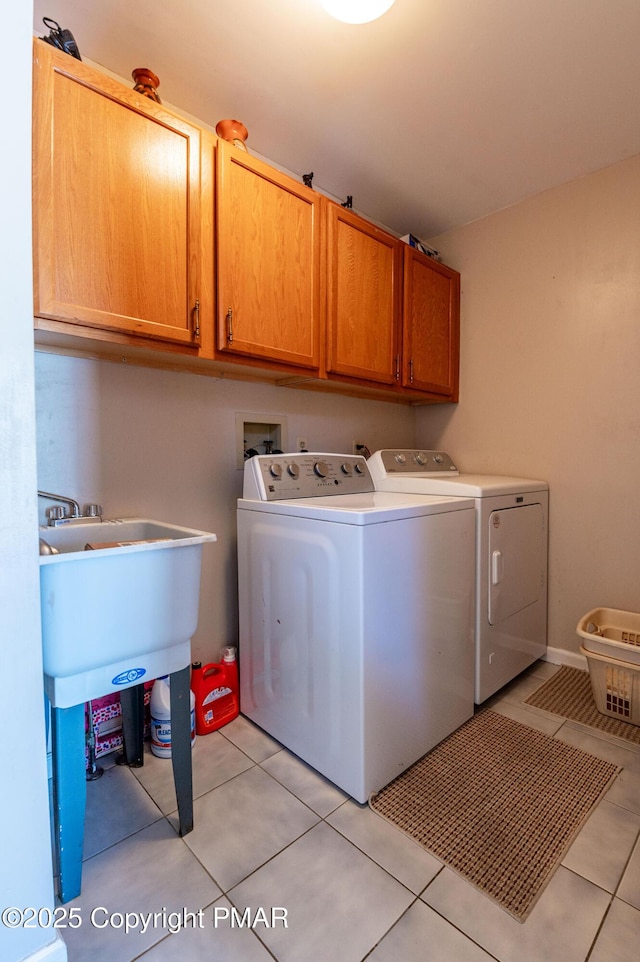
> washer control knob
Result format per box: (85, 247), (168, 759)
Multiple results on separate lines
(433, 453), (444, 464)
(340, 463), (352, 476)
(394, 453), (406, 464)
(313, 460), (329, 478)
(354, 462), (364, 475)
(269, 463), (282, 479)
(287, 463), (300, 479)
(414, 452), (428, 465)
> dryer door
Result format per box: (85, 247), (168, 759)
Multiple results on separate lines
(488, 503), (544, 626)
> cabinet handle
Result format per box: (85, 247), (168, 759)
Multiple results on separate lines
(226, 307), (233, 343)
(192, 299), (200, 340)
(395, 354), (400, 381)
(409, 358), (414, 384)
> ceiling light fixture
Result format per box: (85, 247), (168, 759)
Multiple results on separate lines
(320, 1), (396, 25)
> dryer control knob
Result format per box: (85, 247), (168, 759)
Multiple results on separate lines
(269, 463), (282, 479)
(394, 453), (406, 464)
(340, 463), (352, 476)
(414, 453), (427, 465)
(313, 461), (329, 478)
(287, 463), (300, 479)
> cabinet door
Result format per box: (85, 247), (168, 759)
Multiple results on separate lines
(326, 205), (401, 385)
(33, 41), (201, 346)
(216, 140), (321, 370)
(402, 247), (460, 398)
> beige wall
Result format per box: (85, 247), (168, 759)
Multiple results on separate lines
(418, 153), (640, 656)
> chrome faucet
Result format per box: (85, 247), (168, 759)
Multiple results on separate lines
(38, 490), (103, 526)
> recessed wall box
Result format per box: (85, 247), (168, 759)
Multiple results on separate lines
(236, 412), (288, 468)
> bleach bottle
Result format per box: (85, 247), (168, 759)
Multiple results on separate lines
(149, 675), (196, 758)
(191, 647), (239, 735)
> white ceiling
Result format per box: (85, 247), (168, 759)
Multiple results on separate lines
(33, 0), (640, 239)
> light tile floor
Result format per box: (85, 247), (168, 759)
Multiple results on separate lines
(57, 660), (640, 961)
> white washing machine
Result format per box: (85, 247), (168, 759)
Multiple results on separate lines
(237, 452), (475, 802)
(368, 450), (548, 704)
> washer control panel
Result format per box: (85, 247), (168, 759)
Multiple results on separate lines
(369, 449), (459, 475)
(243, 453), (374, 501)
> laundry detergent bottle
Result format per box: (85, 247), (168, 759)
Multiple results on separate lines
(149, 675), (196, 758)
(191, 647), (239, 735)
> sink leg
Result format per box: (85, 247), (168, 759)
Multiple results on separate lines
(119, 683), (145, 767)
(169, 666), (193, 836)
(51, 703), (86, 903)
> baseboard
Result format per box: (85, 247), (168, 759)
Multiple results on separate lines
(543, 645), (588, 670)
(20, 933), (68, 962)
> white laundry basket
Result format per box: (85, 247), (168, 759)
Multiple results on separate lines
(578, 607), (640, 725)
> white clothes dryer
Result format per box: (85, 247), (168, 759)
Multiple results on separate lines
(237, 452), (475, 802)
(368, 450), (549, 704)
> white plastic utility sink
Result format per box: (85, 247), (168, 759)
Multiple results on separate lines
(39, 518), (217, 707)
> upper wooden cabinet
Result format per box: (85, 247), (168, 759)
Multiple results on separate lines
(31, 42), (460, 403)
(32, 40), (202, 347)
(326, 204), (401, 385)
(402, 246), (460, 399)
(324, 204), (459, 401)
(215, 140), (322, 372)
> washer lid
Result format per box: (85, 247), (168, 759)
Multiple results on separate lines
(374, 474), (548, 497)
(237, 490), (474, 524)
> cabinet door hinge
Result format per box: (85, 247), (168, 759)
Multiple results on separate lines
(226, 307), (234, 343)
(409, 358), (415, 384)
(395, 354), (400, 381)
